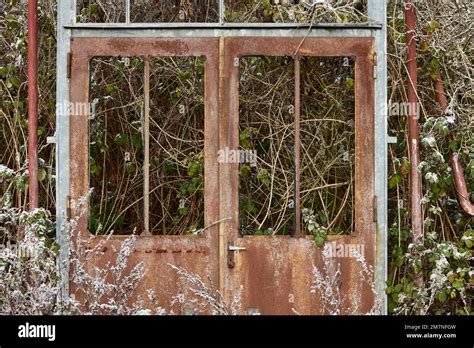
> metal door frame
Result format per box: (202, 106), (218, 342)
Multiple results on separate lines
(56, 0), (388, 314)
(67, 37), (221, 310)
(221, 36), (376, 314)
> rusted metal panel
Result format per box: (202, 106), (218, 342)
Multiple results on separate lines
(220, 37), (375, 314)
(227, 236), (376, 314)
(74, 234), (217, 313)
(69, 38), (221, 312)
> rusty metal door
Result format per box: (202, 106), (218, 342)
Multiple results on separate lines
(68, 38), (221, 312)
(68, 36), (376, 314)
(220, 37), (376, 315)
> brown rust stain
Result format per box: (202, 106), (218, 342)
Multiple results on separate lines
(106, 38), (190, 55)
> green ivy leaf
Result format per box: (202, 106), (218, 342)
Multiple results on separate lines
(449, 140), (459, 152)
(314, 235), (325, 247)
(464, 239), (472, 248)
(38, 168), (47, 182)
(468, 160), (474, 179)
(257, 169), (270, 185)
(240, 164), (251, 177)
(240, 129), (252, 149)
(7, 76), (21, 89)
(115, 133), (127, 145)
(452, 280), (463, 289)
(106, 84), (115, 94)
(437, 290), (447, 303)
(345, 77), (354, 89)
(126, 164), (136, 174)
(188, 161), (202, 177)
(427, 20), (440, 34)
(131, 133), (143, 150)
(314, 230), (327, 247)
(389, 174), (401, 188)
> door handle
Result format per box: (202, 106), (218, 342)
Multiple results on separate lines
(227, 243), (246, 269)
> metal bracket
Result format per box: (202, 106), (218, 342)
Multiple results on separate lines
(47, 135), (56, 144)
(67, 53), (72, 79)
(66, 195), (72, 220)
(228, 245), (247, 252)
(247, 308), (261, 315)
(373, 53), (378, 79)
(373, 195), (378, 222)
(182, 307), (196, 316)
(387, 136), (398, 144)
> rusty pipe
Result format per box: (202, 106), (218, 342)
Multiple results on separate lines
(434, 78), (448, 110)
(28, 0), (39, 210)
(451, 153), (474, 216)
(405, 0), (423, 240)
(432, 75), (474, 216)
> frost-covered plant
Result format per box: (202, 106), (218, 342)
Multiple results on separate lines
(62, 196), (166, 315)
(302, 208), (328, 246)
(169, 264), (242, 315)
(67, 231), (152, 315)
(0, 207), (58, 314)
(0, 183), (163, 315)
(391, 230), (473, 315)
(310, 250), (342, 314)
(0, 205), (21, 242)
(225, 0), (368, 24)
(385, 0), (473, 316)
(0, 165), (29, 208)
(310, 243), (382, 315)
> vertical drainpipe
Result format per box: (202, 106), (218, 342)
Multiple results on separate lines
(404, 0), (423, 241)
(28, 0), (39, 210)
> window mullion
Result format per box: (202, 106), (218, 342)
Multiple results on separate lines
(294, 57), (301, 238)
(143, 57), (151, 235)
(125, 0), (131, 24)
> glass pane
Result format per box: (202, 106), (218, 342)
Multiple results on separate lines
(300, 56), (355, 236)
(89, 57), (145, 235)
(239, 56), (295, 236)
(149, 57), (205, 235)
